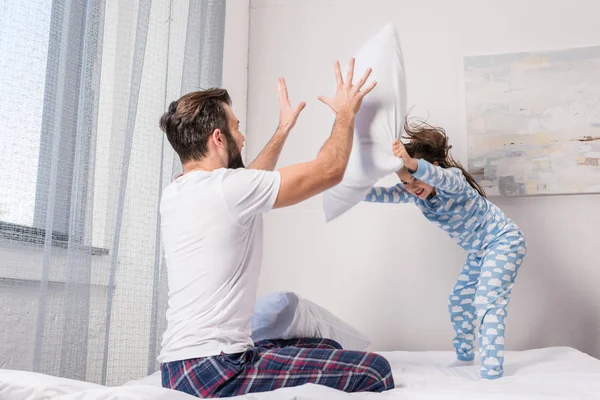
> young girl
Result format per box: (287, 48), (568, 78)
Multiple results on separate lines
(365, 121), (526, 379)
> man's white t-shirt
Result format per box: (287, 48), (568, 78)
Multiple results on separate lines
(157, 168), (281, 363)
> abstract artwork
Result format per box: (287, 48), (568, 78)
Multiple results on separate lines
(464, 46), (600, 196)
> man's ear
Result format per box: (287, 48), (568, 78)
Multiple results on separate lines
(211, 129), (224, 147)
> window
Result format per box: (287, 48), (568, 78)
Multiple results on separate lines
(0, 0), (94, 242)
(0, 0), (53, 228)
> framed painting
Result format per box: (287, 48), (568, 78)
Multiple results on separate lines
(464, 46), (600, 196)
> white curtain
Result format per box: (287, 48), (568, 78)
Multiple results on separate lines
(0, 0), (226, 385)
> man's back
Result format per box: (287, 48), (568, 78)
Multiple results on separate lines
(158, 168), (280, 363)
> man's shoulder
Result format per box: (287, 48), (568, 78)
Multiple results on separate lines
(220, 168), (280, 186)
(168, 168), (245, 186)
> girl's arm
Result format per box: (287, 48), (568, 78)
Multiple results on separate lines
(393, 140), (468, 194)
(410, 158), (468, 194)
(363, 183), (414, 203)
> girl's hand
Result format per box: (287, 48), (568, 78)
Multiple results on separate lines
(392, 140), (418, 171)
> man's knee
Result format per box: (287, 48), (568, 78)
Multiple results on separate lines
(369, 353), (392, 375)
(364, 353), (394, 390)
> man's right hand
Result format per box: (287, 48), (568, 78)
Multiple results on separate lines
(317, 58), (377, 116)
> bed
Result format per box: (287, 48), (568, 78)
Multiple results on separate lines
(1, 347), (599, 399)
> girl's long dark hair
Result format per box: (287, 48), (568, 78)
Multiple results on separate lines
(403, 118), (487, 198)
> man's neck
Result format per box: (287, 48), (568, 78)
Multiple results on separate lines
(182, 158), (226, 175)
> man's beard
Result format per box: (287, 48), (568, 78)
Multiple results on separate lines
(226, 134), (245, 169)
(227, 150), (245, 169)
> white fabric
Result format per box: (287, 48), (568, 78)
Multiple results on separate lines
(0, 369), (103, 400)
(251, 292), (371, 351)
(323, 22), (406, 222)
(158, 168), (281, 363)
(3, 347), (599, 399)
(0, 369), (194, 400)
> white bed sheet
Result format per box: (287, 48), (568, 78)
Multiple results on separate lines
(1, 347), (598, 399)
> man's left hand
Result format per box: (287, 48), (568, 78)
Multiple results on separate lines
(277, 78), (306, 134)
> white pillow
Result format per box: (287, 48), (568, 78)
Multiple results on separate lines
(323, 22), (406, 222)
(251, 291), (299, 341)
(251, 292), (371, 351)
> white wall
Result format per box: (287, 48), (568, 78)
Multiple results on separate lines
(223, 0), (250, 159)
(247, 0), (600, 357)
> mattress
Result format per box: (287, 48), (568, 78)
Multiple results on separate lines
(1, 347), (598, 399)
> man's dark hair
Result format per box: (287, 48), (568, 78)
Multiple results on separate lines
(159, 88), (232, 164)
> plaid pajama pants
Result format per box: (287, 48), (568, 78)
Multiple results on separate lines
(160, 338), (395, 398)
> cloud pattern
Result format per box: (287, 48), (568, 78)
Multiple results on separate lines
(447, 233), (527, 379)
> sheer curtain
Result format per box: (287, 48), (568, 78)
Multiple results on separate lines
(0, 0), (225, 385)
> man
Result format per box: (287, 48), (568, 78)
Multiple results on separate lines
(158, 59), (394, 398)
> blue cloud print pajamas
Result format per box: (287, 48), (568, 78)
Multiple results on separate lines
(365, 158), (526, 379)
